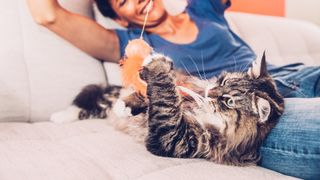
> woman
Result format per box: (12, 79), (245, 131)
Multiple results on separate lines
(27, 0), (320, 179)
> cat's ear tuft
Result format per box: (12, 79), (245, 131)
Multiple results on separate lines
(247, 51), (268, 79)
(256, 97), (271, 123)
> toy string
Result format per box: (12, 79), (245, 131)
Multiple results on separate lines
(140, 0), (153, 39)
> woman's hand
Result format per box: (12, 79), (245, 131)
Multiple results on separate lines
(26, 0), (120, 62)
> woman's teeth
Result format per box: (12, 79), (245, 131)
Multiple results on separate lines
(143, 1), (153, 14)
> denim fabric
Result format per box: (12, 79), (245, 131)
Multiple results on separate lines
(259, 65), (320, 180)
(270, 64), (320, 98)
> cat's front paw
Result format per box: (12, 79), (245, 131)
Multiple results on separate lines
(140, 53), (173, 80)
(112, 99), (132, 118)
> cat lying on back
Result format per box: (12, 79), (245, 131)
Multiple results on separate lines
(51, 52), (284, 166)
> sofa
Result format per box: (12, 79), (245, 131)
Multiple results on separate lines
(1, 0), (320, 179)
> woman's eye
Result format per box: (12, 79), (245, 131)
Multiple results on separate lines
(119, 0), (126, 7)
(226, 98), (235, 108)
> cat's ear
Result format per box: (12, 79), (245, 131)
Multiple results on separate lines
(256, 97), (271, 123)
(247, 51), (268, 79)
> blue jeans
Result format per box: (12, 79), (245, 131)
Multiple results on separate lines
(259, 64), (320, 180)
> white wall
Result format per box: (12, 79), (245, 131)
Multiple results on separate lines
(286, 0), (320, 26)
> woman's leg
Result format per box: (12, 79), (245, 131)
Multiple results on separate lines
(259, 98), (320, 179)
(270, 65), (320, 98)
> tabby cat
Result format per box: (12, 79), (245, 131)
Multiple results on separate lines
(51, 52), (284, 166)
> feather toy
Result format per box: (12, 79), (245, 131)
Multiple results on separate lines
(120, 39), (152, 96)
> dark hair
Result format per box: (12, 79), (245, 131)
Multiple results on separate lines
(95, 0), (117, 19)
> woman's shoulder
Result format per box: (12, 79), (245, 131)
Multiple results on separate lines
(187, 0), (230, 17)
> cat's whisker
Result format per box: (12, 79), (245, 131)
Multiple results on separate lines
(201, 51), (209, 81)
(177, 86), (205, 108)
(204, 83), (216, 99)
(239, 59), (253, 73)
(233, 56), (237, 72)
(188, 55), (208, 82)
(180, 60), (195, 78)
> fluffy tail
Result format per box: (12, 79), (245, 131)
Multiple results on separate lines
(73, 84), (122, 120)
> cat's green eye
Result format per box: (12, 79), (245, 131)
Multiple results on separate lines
(222, 95), (235, 108)
(226, 98), (235, 108)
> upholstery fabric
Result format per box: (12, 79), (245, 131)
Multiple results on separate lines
(226, 12), (320, 66)
(0, 0), (30, 122)
(0, 0), (107, 122)
(0, 120), (297, 180)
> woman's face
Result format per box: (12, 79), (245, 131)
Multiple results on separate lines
(109, 0), (167, 28)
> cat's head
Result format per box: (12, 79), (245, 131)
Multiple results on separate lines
(206, 52), (284, 165)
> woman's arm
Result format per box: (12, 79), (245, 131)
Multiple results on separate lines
(27, 0), (120, 63)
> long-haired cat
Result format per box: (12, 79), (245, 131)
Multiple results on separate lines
(51, 52), (284, 166)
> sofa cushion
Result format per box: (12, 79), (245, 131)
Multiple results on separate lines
(0, 1), (30, 122)
(226, 12), (320, 66)
(0, 119), (296, 180)
(0, 0), (107, 122)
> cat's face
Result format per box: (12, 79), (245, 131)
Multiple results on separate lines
(205, 53), (284, 155)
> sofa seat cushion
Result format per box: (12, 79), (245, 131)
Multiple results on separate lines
(0, 120), (296, 180)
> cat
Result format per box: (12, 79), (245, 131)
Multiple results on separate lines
(51, 52), (284, 166)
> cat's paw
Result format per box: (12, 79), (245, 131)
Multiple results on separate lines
(112, 99), (132, 118)
(50, 106), (81, 123)
(142, 53), (173, 73)
(140, 53), (173, 81)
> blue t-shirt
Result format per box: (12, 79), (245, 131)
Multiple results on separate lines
(115, 0), (256, 78)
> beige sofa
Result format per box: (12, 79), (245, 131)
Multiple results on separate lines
(1, 0), (320, 179)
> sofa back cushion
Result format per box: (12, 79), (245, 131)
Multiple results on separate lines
(226, 12), (320, 66)
(0, 0), (107, 122)
(0, 1), (30, 122)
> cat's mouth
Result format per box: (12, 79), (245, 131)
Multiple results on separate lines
(178, 86), (216, 112)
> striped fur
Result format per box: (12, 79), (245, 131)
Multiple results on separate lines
(72, 53), (284, 166)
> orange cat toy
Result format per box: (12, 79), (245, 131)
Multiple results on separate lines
(119, 39), (195, 97)
(120, 39), (152, 96)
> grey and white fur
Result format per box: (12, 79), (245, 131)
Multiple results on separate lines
(51, 52), (284, 166)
